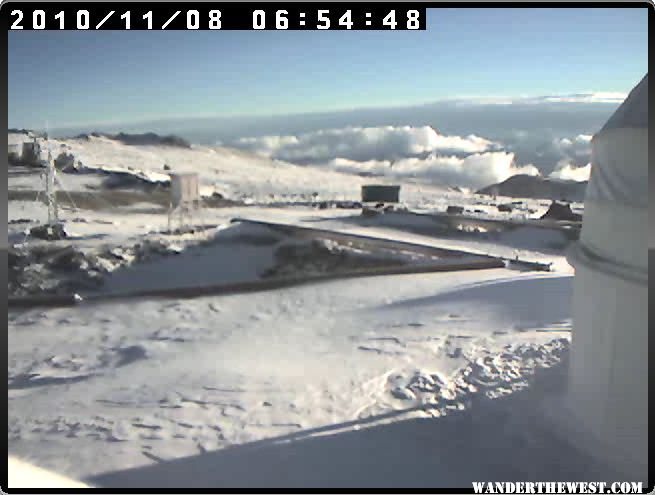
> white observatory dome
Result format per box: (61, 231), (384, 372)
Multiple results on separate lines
(566, 74), (648, 480)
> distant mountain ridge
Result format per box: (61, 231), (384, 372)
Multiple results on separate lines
(477, 174), (587, 202)
(8, 128), (33, 135)
(73, 132), (191, 149)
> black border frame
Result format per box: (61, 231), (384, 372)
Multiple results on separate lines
(1, 1), (653, 493)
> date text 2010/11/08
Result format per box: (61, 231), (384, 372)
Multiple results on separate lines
(8, 8), (425, 30)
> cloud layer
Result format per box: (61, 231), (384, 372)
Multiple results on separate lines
(548, 160), (592, 182)
(328, 152), (540, 190)
(451, 93), (627, 106)
(227, 126), (550, 190)
(232, 126), (498, 164)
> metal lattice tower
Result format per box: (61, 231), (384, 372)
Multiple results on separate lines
(42, 136), (59, 225)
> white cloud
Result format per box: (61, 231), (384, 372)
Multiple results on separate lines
(552, 134), (594, 162)
(233, 134), (299, 155)
(538, 92), (627, 104)
(227, 125), (549, 189)
(574, 134), (593, 143)
(556, 134), (593, 149)
(448, 93), (627, 106)
(231, 126), (498, 163)
(327, 152), (540, 190)
(549, 160), (592, 182)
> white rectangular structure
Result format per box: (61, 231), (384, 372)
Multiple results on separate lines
(21, 141), (41, 164)
(170, 173), (199, 207)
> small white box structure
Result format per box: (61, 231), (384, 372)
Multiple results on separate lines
(22, 140), (41, 165)
(168, 173), (201, 232)
(171, 173), (199, 207)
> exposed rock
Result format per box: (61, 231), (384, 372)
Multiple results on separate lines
(54, 152), (76, 172)
(29, 224), (68, 241)
(71, 131), (191, 148)
(9, 238), (188, 297)
(48, 246), (92, 271)
(391, 387), (417, 401)
(540, 201), (583, 222)
(262, 238), (406, 279)
(8, 128), (33, 135)
(407, 372), (439, 393)
(477, 174), (587, 202)
(101, 170), (168, 191)
(112, 132), (191, 149)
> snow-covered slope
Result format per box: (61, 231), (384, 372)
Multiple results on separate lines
(10, 133), (584, 216)
(30, 134), (450, 206)
(9, 268), (581, 485)
(8, 131), (609, 488)
(8, 456), (91, 488)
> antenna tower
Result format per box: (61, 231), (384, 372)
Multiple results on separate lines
(41, 125), (60, 225)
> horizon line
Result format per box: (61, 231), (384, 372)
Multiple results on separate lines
(12, 90), (627, 133)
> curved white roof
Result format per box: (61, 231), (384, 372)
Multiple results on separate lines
(586, 74), (649, 209)
(577, 74), (649, 276)
(599, 73), (648, 133)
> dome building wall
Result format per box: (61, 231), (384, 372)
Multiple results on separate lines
(566, 74), (648, 481)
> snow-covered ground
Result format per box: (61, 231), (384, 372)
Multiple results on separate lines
(9, 269), (583, 485)
(9, 132), (581, 213)
(8, 132), (613, 488)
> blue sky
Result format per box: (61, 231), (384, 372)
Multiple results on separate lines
(8, 7), (649, 128)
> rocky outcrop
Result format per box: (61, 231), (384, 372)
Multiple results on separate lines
(8, 128), (33, 135)
(477, 174), (587, 203)
(72, 131), (191, 148)
(29, 224), (68, 241)
(111, 132), (191, 148)
(9, 239), (184, 297)
(540, 201), (582, 222)
(101, 170), (169, 191)
(54, 152), (76, 172)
